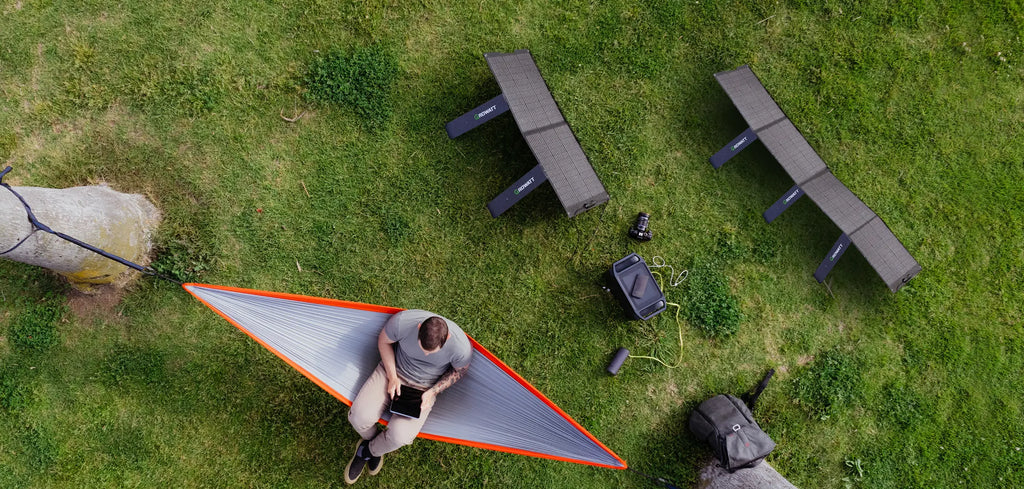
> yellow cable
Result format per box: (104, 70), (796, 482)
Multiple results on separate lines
(626, 298), (685, 369)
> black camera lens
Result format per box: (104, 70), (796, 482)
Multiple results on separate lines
(635, 213), (649, 231)
(628, 212), (653, 241)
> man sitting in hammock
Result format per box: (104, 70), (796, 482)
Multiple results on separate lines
(344, 309), (472, 484)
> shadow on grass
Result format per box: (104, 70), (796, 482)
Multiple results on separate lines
(628, 402), (704, 488)
(156, 338), (353, 480)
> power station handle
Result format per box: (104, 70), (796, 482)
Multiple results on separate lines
(631, 274), (649, 299)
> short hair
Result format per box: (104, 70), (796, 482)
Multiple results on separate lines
(419, 316), (449, 351)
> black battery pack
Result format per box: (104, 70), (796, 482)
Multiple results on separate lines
(606, 253), (666, 320)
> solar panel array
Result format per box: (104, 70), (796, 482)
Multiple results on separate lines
(714, 67), (786, 131)
(757, 120), (828, 186)
(485, 50), (609, 218)
(801, 172), (876, 233)
(849, 217), (921, 289)
(714, 65), (920, 291)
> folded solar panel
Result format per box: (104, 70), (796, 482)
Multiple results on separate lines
(485, 50), (609, 217)
(523, 124), (608, 217)
(713, 64), (921, 292)
(756, 119), (829, 186)
(849, 218), (922, 291)
(714, 66), (786, 131)
(485, 52), (564, 133)
(800, 172), (876, 235)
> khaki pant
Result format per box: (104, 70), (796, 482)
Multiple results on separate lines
(348, 363), (434, 456)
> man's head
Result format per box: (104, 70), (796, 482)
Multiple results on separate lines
(418, 316), (449, 354)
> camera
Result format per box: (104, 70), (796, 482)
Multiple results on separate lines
(627, 212), (653, 241)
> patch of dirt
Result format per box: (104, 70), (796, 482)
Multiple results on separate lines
(67, 285), (127, 323)
(100, 103), (154, 145)
(646, 381), (681, 404)
(2, 1), (24, 15)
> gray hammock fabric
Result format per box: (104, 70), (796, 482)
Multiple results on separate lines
(184, 283), (626, 469)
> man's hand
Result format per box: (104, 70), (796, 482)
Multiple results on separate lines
(421, 389), (437, 410)
(386, 373), (402, 400)
(422, 364), (468, 410)
(378, 328), (401, 399)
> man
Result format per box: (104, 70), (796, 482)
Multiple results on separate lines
(344, 309), (472, 484)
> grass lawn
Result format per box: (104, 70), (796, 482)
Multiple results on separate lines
(2, 1), (1023, 487)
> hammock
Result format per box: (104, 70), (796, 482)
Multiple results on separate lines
(184, 283), (626, 469)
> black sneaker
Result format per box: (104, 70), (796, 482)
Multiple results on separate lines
(344, 440), (368, 485)
(365, 444), (383, 476)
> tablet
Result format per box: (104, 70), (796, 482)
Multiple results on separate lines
(389, 385), (425, 419)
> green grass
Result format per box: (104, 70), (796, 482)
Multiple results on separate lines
(303, 44), (401, 131)
(8, 301), (64, 354)
(792, 347), (862, 419)
(1, 0), (1023, 487)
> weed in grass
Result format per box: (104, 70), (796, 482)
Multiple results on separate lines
(781, 324), (816, 355)
(714, 227), (747, 263)
(157, 65), (226, 117)
(102, 343), (168, 388)
(0, 130), (15, 160)
(9, 302), (63, 353)
(303, 45), (400, 131)
(751, 227), (781, 264)
(151, 239), (210, 283)
(842, 457), (866, 488)
(309, 217), (343, 255)
(881, 382), (927, 429)
(19, 424), (57, 472)
(95, 421), (151, 468)
(684, 263), (743, 337)
(58, 32), (116, 110)
(0, 367), (28, 412)
(793, 347), (862, 419)
(381, 212), (412, 246)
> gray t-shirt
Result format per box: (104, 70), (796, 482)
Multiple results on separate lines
(384, 309), (472, 388)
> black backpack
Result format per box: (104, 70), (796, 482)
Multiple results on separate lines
(688, 371), (776, 472)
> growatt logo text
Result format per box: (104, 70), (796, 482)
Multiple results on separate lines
(784, 189), (801, 204)
(731, 137), (748, 151)
(514, 177), (535, 195)
(474, 105), (498, 120)
(830, 243), (844, 261)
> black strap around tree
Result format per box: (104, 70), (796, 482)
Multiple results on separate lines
(0, 166), (181, 285)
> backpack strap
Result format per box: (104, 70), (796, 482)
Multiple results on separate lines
(742, 368), (775, 410)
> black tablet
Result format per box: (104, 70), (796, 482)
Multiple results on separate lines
(389, 385), (425, 419)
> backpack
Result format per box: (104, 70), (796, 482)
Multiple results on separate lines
(688, 371), (776, 472)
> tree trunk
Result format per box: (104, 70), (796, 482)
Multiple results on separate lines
(697, 460), (798, 489)
(0, 184), (161, 291)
